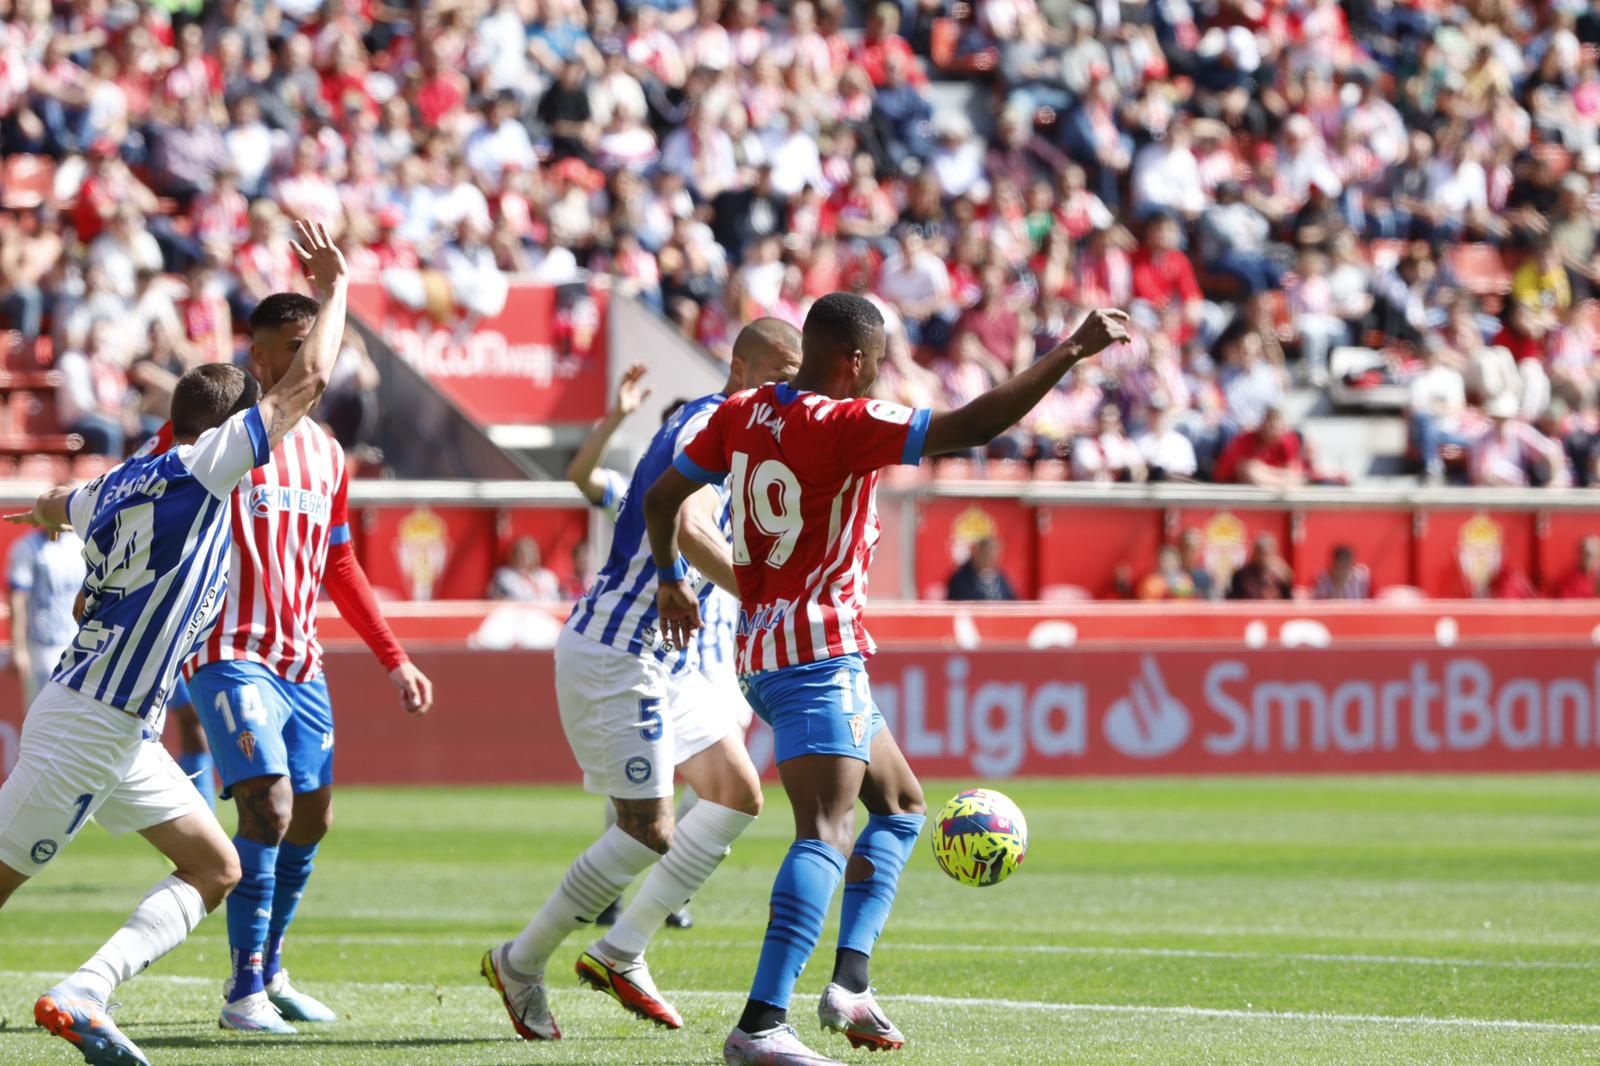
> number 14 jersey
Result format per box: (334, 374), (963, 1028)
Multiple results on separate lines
(675, 382), (930, 674)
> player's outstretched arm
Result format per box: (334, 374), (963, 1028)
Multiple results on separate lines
(643, 465), (707, 649)
(921, 308), (1131, 458)
(6, 485), (73, 533)
(567, 363), (650, 505)
(256, 220), (350, 450)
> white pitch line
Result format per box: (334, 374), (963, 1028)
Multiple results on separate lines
(5, 935), (1596, 972)
(1, 971), (1597, 1035)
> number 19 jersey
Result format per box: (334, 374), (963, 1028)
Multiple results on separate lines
(674, 382), (930, 674)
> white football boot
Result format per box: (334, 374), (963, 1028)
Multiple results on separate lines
(724, 1022), (845, 1065)
(481, 944), (560, 1040)
(219, 990), (298, 1034)
(817, 982), (905, 1050)
(266, 969), (336, 1022)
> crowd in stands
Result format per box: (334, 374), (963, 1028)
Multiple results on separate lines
(0, 0), (1598, 489)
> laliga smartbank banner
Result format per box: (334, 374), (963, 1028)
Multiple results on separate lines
(745, 647), (1600, 777)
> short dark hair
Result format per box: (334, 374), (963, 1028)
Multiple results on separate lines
(171, 364), (260, 440)
(248, 292), (320, 335)
(803, 292), (883, 357)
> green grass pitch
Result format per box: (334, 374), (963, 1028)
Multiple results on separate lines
(2, 776), (1598, 1065)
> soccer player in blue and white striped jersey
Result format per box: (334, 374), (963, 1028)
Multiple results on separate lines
(566, 363), (756, 931)
(0, 219), (353, 1066)
(482, 319), (800, 1041)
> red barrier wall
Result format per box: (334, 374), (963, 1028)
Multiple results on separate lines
(179, 645), (1600, 783)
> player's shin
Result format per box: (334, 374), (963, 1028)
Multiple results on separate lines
(506, 826), (660, 976)
(599, 800), (755, 961)
(741, 839), (847, 1031)
(264, 841), (317, 981)
(833, 813), (925, 992)
(227, 837), (278, 1001)
(59, 874), (207, 1005)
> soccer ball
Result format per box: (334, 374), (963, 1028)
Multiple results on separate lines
(930, 788), (1028, 887)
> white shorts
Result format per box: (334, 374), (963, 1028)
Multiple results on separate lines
(701, 659), (755, 732)
(0, 682), (207, 877)
(555, 626), (744, 800)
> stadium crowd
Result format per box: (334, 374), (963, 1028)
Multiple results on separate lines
(0, 0), (1598, 488)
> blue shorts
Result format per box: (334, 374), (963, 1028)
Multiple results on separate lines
(188, 661), (335, 798)
(740, 654), (885, 765)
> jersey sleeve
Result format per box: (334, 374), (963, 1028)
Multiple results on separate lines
(594, 468), (628, 522)
(329, 462), (352, 547)
(67, 474), (109, 535)
(183, 407), (272, 499)
(6, 534), (36, 592)
(829, 398), (932, 475)
(673, 401), (733, 486)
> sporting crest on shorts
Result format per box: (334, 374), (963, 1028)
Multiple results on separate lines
(625, 757), (652, 784)
(30, 839), (57, 864)
(848, 711), (868, 747)
(237, 730), (257, 761)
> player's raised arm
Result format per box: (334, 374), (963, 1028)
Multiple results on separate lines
(643, 465), (710, 649)
(568, 363), (650, 505)
(921, 308), (1132, 458)
(256, 220), (350, 450)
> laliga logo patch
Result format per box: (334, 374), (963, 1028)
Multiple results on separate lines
(31, 839), (58, 864)
(848, 711), (868, 747)
(248, 485), (274, 519)
(625, 757), (652, 784)
(237, 730), (258, 761)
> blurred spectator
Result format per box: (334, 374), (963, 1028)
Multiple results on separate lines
(1178, 528), (1217, 600)
(1228, 533), (1294, 601)
(1409, 342), (1471, 484)
(1137, 544), (1197, 601)
(1511, 239), (1572, 322)
(1133, 400), (1198, 481)
(1218, 326), (1287, 434)
(1547, 535), (1600, 599)
(56, 323), (130, 457)
(0, 207), (63, 343)
(1314, 546), (1371, 600)
(1214, 408), (1306, 488)
(946, 537), (1016, 602)
(1470, 393), (1569, 488)
(1072, 405), (1147, 483)
(1197, 181), (1281, 296)
(489, 537), (562, 603)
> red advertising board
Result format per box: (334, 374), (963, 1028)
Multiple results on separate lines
(351, 505), (588, 602)
(347, 278), (607, 425)
(2, 642), (1597, 784)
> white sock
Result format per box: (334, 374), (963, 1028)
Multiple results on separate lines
(602, 799), (617, 830)
(600, 801), (755, 962)
(506, 826), (659, 978)
(64, 875), (207, 1004)
(675, 785), (698, 822)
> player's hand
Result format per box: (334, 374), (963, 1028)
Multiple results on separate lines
(289, 219), (349, 295)
(1067, 308), (1133, 358)
(614, 363), (651, 417)
(389, 661), (434, 717)
(656, 580), (702, 651)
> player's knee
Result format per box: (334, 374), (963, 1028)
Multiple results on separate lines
(800, 811), (856, 856)
(212, 851), (243, 904)
(615, 802), (674, 854)
(234, 780), (293, 844)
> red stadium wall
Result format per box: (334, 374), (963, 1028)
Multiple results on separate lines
(5, 604), (1594, 785)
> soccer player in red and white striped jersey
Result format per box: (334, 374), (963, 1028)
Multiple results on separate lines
(645, 293), (1130, 1064)
(151, 280), (434, 1032)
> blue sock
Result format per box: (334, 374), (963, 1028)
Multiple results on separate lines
(227, 836), (278, 1002)
(749, 839), (847, 1012)
(264, 841), (318, 982)
(838, 813), (925, 959)
(176, 752), (214, 812)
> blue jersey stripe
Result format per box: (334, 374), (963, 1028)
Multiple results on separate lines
(571, 394), (730, 675)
